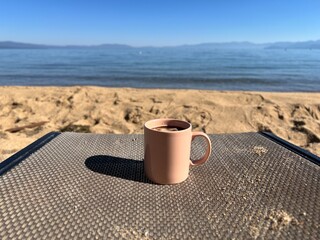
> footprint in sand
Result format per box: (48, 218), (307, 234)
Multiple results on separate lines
(124, 107), (142, 124)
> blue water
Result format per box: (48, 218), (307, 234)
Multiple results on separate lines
(0, 48), (319, 91)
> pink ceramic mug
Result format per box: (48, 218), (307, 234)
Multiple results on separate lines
(144, 119), (212, 184)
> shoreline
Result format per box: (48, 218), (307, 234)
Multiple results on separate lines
(0, 86), (319, 161)
(1, 85), (320, 93)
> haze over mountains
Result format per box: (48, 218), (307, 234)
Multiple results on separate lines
(0, 41), (132, 49)
(0, 40), (320, 49)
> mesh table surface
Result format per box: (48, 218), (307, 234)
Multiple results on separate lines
(0, 132), (319, 239)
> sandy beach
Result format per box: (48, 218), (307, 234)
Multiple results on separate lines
(0, 86), (319, 161)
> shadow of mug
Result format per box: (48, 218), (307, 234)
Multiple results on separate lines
(85, 155), (153, 184)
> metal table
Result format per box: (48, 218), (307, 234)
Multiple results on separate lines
(1, 132), (319, 239)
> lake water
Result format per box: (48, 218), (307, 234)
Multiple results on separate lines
(0, 48), (319, 91)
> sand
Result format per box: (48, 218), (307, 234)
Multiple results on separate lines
(0, 86), (319, 161)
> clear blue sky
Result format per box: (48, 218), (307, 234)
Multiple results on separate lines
(0, 0), (319, 46)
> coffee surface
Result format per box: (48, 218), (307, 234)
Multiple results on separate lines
(153, 126), (184, 132)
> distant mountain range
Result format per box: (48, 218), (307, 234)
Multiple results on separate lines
(0, 41), (132, 49)
(264, 40), (320, 49)
(0, 40), (320, 49)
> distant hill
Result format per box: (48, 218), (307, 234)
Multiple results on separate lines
(0, 41), (53, 49)
(174, 41), (320, 49)
(0, 41), (132, 49)
(63, 43), (133, 49)
(0, 40), (320, 49)
(265, 40), (320, 49)
(177, 41), (268, 49)
(97, 44), (132, 49)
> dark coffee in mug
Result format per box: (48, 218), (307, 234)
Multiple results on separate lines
(152, 126), (184, 132)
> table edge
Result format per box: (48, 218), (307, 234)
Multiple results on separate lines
(259, 131), (320, 166)
(0, 132), (61, 175)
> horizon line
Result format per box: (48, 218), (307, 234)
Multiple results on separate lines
(1, 39), (320, 48)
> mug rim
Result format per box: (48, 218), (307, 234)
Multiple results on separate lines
(144, 118), (191, 134)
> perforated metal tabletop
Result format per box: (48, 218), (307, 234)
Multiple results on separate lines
(0, 132), (319, 239)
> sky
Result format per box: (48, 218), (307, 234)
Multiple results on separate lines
(0, 0), (319, 46)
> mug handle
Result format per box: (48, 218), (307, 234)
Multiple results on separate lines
(190, 132), (212, 166)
